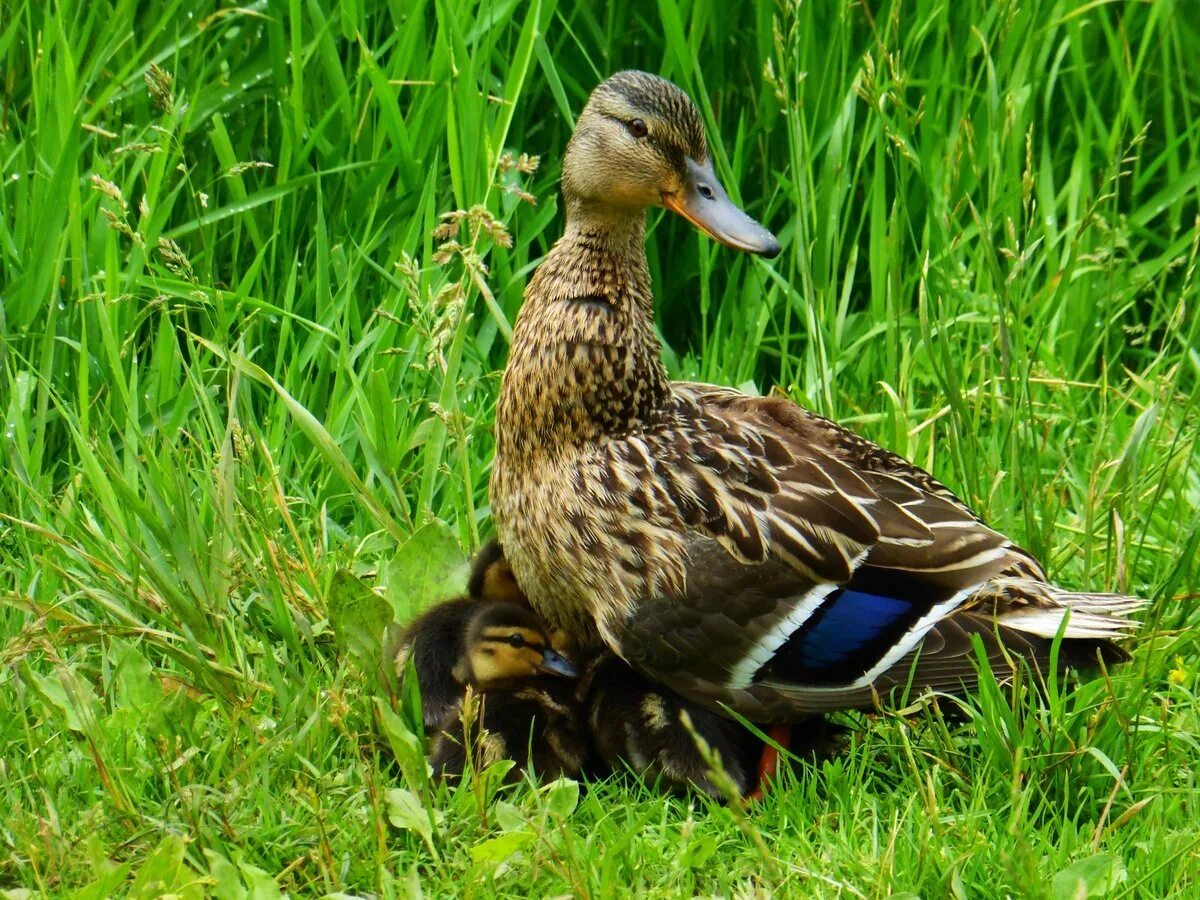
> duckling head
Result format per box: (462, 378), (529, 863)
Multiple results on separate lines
(563, 70), (780, 257)
(467, 539), (527, 606)
(464, 602), (579, 687)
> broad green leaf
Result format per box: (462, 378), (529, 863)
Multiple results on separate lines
(681, 833), (718, 869)
(386, 788), (441, 859)
(328, 570), (393, 680)
(375, 696), (430, 793)
(69, 859), (137, 900)
(127, 833), (205, 900)
(23, 665), (98, 734)
(384, 521), (470, 623)
(205, 849), (245, 900)
(542, 777), (580, 820)
(1051, 853), (1128, 900)
(403, 865), (424, 900)
(205, 849), (285, 900)
(470, 830), (535, 866)
(242, 865), (285, 900)
(112, 642), (163, 713)
(493, 799), (526, 832)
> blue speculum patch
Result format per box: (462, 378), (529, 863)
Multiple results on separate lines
(796, 590), (914, 667)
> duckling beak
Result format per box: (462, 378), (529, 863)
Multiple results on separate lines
(537, 648), (579, 679)
(662, 157), (781, 258)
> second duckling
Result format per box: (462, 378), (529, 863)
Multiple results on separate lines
(584, 653), (763, 798)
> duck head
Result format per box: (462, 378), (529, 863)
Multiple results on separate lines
(562, 70), (780, 257)
(464, 602), (579, 687)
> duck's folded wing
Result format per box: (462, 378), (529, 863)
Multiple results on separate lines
(656, 384), (1024, 584)
(616, 534), (978, 715)
(617, 535), (1134, 717)
(610, 386), (1135, 716)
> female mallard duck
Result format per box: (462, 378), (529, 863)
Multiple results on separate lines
(395, 558), (585, 780)
(490, 71), (1144, 724)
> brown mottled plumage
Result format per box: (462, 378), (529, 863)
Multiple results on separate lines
(490, 71), (1144, 722)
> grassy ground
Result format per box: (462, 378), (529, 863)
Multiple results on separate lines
(2, 0), (1199, 895)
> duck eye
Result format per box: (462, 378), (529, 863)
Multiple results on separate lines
(507, 634), (525, 648)
(626, 118), (648, 139)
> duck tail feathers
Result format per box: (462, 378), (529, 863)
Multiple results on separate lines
(996, 583), (1148, 641)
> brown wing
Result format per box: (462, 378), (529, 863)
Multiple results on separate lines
(605, 385), (1048, 714)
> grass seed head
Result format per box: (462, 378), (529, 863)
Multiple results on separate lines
(144, 62), (174, 113)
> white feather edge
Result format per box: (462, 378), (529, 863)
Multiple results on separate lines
(726, 583), (978, 693)
(774, 588), (977, 693)
(745, 585), (1146, 695)
(723, 583), (840, 689)
(997, 605), (1144, 639)
(726, 547), (1011, 694)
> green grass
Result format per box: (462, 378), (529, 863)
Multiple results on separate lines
(2, 0), (1199, 895)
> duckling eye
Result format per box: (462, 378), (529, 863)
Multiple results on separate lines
(626, 118), (648, 139)
(506, 633), (526, 648)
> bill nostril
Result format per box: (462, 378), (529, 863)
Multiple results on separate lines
(698, 184), (715, 200)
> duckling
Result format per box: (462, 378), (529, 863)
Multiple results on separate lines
(490, 70), (1144, 727)
(423, 601), (587, 782)
(395, 548), (585, 781)
(395, 539), (545, 729)
(467, 537), (527, 606)
(583, 653), (761, 798)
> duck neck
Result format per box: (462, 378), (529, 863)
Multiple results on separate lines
(496, 200), (671, 458)
(556, 198), (653, 300)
